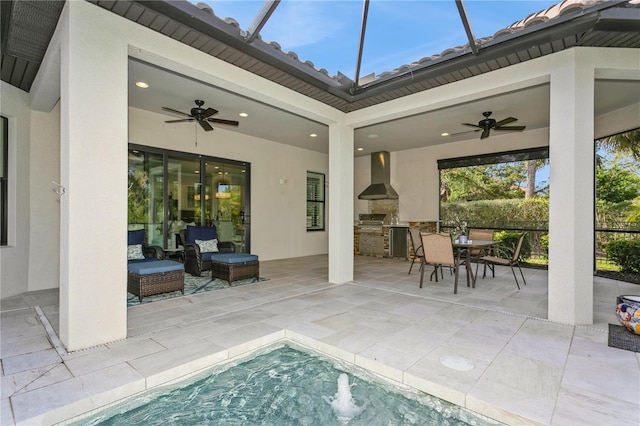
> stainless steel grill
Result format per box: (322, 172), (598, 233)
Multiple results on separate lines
(358, 214), (387, 256)
(358, 214), (387, 235)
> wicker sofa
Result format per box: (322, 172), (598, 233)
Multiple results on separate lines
(179, 225), (236, 277)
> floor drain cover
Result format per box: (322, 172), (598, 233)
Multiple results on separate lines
(439, 356), (475, 371)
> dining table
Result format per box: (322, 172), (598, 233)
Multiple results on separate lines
(452, 239), (498, 288)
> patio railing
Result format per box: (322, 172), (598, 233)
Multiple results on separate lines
(441, 219), (640, 271)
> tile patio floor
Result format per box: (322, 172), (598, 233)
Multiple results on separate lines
(2, 255), (639, 425)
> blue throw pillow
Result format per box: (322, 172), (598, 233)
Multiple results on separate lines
(128, 229), (145, 245)
(186, 225), (218, 244)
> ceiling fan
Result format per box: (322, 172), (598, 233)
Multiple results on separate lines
(458, 111), (526, 139)
(162, 100), (239, 132)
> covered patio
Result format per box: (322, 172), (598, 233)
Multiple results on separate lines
(2, 257), (638, 425)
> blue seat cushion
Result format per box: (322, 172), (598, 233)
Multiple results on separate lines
(127, 258), (158, 264)
(186, 225), (217, 244)
(127, 260), (184, 275)
(209, 253), (259, 264)
(128, 229), (145, 245)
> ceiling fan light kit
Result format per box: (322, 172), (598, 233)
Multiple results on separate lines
(162, 100), (240, 132)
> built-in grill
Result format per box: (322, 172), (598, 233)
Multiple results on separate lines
(358, 214), (387, 256)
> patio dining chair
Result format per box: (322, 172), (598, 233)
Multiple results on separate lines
(468, 228), (495, 278)
(419, 232), (463, 294)
(407, 228), (424, 275)
(479, 232), (528, 289)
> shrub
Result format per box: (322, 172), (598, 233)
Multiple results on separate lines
(606, 240), (640, 273)
(540, 234), (549, 254)
(494, 231), (531, 261)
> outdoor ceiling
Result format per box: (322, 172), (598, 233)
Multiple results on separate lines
(2, 0), (640, 157)
(129, 60), (640, 156)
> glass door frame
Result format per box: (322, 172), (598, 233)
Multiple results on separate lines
(128, 144), (251, 253)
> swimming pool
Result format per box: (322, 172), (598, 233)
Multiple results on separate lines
(67, 343), (501, 425)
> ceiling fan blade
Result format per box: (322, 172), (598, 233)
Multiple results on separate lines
(165, 118), (194, 123)
(208, 118), (239, 127)
(199, 120), (214, 131)
(449, 129), (481, 136)
(481, 128), (491, 139)
(462, 123), (483, 129)
(202, 107), (218, 117)
(494, 125), (526, 131)
(494, 117), (517, 127)
(162, 107), (192, 117)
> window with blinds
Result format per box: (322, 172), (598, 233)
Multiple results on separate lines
(306, 171), (325, 231)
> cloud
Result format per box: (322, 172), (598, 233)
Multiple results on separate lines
(261, 1), (354, 49)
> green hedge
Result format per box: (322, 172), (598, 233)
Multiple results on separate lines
(494, 231), (531, 261)
(606, 240), (640, 273)
(540, 234), (549, 253)
(441, 198), (549, 229)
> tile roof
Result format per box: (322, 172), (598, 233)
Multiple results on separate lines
(2, 0), (638, 112)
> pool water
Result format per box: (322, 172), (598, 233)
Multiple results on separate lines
(71, 343), (500, 425)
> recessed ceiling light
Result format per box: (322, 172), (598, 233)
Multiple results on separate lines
(310, 133), (318, 138)
(135, 81), (149, 88)
(368, 134), (379, 139)
(239, 112), (248, 117)
(195, 170), (199, 174)
(357, 147), (364, 151)
(441, 132), (450, 137)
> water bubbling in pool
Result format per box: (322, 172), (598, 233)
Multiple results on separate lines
(323, 373), (364, 421)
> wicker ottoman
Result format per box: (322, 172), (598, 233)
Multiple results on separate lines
(210, 253), (259, 283)
(127, 260), (185, 302)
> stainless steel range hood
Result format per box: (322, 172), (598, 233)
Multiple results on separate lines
(358, 151), (399, 200)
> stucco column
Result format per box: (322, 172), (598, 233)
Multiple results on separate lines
(59, 2), (128, 350)
(548, 51), (594, 325)
(328, 122), (354, 284)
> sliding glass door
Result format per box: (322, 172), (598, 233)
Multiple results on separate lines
(127, 150), (164, 246)
(205, 161), (248, 252)
(128, 145), (250, 252)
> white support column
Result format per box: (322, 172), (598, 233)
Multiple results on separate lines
(59, 2), (129, 350)
(328, 122), (354, 284)
(548, 51), (595, 325)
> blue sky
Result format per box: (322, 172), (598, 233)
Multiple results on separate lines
(202, 0), (560, 78)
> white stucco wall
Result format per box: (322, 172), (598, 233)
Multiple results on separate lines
(0, 83), (32, 299)
(29, 102), (61, 292)
(128, 107), (329, 261)
(353, 128), (550, 222)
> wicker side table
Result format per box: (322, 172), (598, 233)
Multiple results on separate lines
(210, 253), (259, 283)
(127, 260), (185, 302)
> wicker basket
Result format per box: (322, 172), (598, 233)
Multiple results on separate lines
(127, 270), (184, 302)
(210, 260), (259, 283)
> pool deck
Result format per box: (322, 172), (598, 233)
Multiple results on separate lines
(2, 255), (639, 425)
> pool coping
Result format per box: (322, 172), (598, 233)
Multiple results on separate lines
(24, 328), (539, 426)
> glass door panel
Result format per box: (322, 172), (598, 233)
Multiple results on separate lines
(167, 155), (202, 248)
(205, 161), (247, 252)
(127, 150), (164, 246)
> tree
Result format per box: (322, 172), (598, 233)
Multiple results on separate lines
(441, 164), (526, 202)
(524, 159), (549, 199)
(597, 129), (640, 163)
(596, 165), (640, 204)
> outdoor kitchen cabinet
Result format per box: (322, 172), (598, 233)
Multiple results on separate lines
(359, 234), (385, 256)
(389, 226), (409, 259)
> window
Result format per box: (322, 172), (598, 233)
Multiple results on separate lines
(306, 171), (325, 231)
(1, 116), (7, 246)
